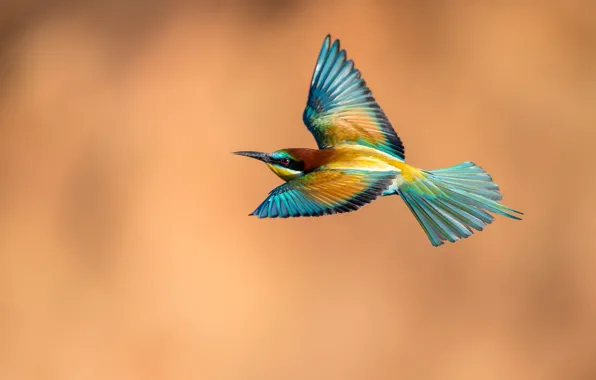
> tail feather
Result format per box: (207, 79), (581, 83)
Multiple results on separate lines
(398, 161), (522, 247)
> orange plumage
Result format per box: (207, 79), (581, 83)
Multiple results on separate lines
(234, 35), (522, 246)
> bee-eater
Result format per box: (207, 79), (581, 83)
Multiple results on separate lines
(235, 35), (522, 246)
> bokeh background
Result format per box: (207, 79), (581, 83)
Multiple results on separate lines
(1, 1), (595, 379)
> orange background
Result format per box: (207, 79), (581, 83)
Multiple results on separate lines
(1, 1), (595, 379)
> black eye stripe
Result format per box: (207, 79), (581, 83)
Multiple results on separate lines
(288, 160), (305, 172)
(276, 158), (304, 172)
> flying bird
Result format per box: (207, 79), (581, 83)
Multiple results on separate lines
(235, 35), (522, 246)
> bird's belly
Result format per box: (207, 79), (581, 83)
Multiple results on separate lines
(382, 174), (405, 196)
(321, 145), (409, 196)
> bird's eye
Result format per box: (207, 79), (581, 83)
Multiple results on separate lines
(281, 158), (290, 166)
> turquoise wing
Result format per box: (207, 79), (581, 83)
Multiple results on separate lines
(303, 35), (405, 160)
(251, 169), (395, 218)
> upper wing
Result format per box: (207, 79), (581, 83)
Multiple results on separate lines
(302, 35), (405, 160)
(250, 169), (396, 218)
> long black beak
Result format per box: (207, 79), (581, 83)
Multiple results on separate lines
(233, 151), (271, 163)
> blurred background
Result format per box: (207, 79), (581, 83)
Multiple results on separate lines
(1, 1), (595, 379)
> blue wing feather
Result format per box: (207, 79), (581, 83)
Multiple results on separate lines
(303, 35), (405, 160)
(250, 169), (396, 218)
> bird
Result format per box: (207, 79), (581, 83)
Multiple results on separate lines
(234, 34), (522, 247)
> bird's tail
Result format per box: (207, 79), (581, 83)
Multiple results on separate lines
(397, 161), (522, 246)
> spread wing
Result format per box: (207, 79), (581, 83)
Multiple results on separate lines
(302, 35), (405, 160)
(250, 169), (396, 218)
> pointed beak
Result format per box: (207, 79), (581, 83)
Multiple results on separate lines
(233, 151), (271, 163)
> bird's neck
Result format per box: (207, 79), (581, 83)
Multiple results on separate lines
(266, 164), (303, 181)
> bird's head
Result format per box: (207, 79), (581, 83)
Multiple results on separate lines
(234, 149), (306, 181)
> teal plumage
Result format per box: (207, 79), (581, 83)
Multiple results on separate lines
(251, 169), (396, 218)
(398, 162), (522, 246)
(303, 35), (405, 160)
(235, 35), (522, 247)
